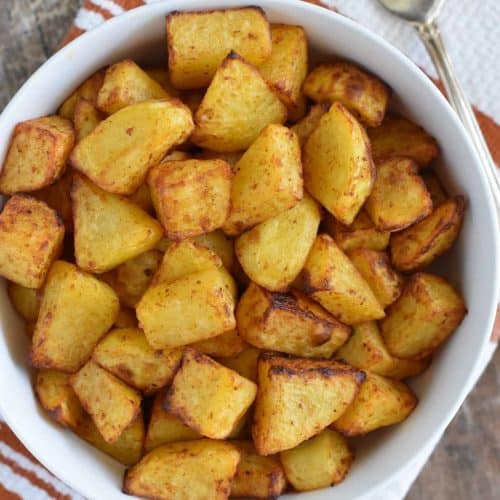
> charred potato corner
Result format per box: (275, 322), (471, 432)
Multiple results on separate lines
(0, 6), (468, 499)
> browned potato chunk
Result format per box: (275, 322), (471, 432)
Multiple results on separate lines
(143, 67), (181, 97)
(304, 62), (389, 127)
(223, 124), (303, 235)
(148, 159), (232, 240)
(302, 234), (385, 324)
(237, 283), (350, 358)
(380, 272), (466, 359)
(73, 98), (104, 142)
(192, 329), (247, 358)
(365, 157), (433, 231)
(58, 70), (105, 119)
(191, 53), (287, 152)
(70, 360), (141, 443)
(368, 115), (438, 167)
(30, 261), (119, 372)
(193, 230), (235, 270)
(347, 248), (404, 307)
(123, 440), (240, 500)
(72, 174), (163, 273)
(304, 102), (375, 225)
(165, 349), (257, 439)
(390, 196), (465, 272)
(0, 195), (64, 288)
(166, 7), (271, 89)
(382, 356), (431, 380)
(280, 429), (353, 491)
(333, 372), (417, 435)
(7, 282), (41, 322)
(70, 99), (193, 195)
(422, 171), (448, 206)
(291, 103), (329, 146)
(231, 441), (287, 498)
(0, 116), (74, 194)
(252, 353), (365, 455)
(218, 347), (261, 383)
(92, 328), (182, 394)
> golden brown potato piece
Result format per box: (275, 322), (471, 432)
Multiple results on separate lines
(70, 99), (193, 195)
(382, 356), (431, 380)
(70, 360), (141, 443)
(92, 328), (183, 395)
(280, 428), (353, 491)
(193, 230), (235, 270)
(218, 347), (261, 383)
(148, 159), (232, 240)
(365, 157), (433, 231)
(347, 248), (404, 307)
(73, 98), (104, 142)
(291, 103), (329, 146)
(127, 183), (154, 213)
(72, 175), (163, 273)
(380, 272), (466, 359)
(191, 53), (287, 152)
(237, 284), (350, 358)
(368, 115), (438, 167)
(390, 196), (465, 272)
(304, 62), (389, 126)
(303, 102), (375, 225)
(0, 116), (74, 194)
(58, 70), (105, 119)
(114, 308), (138, 328)
(287, 93), (308, 123)
(143, 67), (181, 97)
(123, 440), (240, 500)
(97, 59), (169, 114)
(7, 282), (41, 322)
(223, 124), (303, 235)
(164, 349), (257, 439)
(235, 196), (321, 291)
(30, 261), (119, 372)
(302, 234), (385, 324)
(324, 209), (390, 252)
(252, 353), (365, 455)
(166, 7), (271, 89)
(333, 372), (417, 435)
(422, 171), (448, 206)
(196, 150), (242, 171)
(231, 441), (287, 498)
(35, 370), (84, 429)
(192, 329), (247, 358)
(0, 195), (64, 288)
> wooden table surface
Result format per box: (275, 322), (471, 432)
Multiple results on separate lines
(0, 1), (499, 499)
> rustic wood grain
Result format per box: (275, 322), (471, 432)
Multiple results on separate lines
(0, 1), (499, 499)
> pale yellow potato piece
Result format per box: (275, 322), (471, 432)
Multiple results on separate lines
(143, 67), (181, 97)
(291, 103), (329, 146)
(164, 349), (257, 439)
(303, 102), (375, 225)
(73, 98), (103, 142)
(7, 282), (41, 322)
(70, 99), (193, 195)
(235, 196), (321, 291)
(191, 53), (287, 152)
(30, 261), (119, 372)
(193, 230), (235, 269)
(192, 329), (247, 358)
(166, 7), (271, 89)
(217, 347), (261, 383)
(59, 70), (105, 119)
(422, 171), (448, 206)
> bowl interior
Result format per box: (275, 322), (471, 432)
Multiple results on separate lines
(0, 1), (498, 499)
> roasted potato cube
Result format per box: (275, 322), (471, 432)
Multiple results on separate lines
(347, 248), (404, 307)
(164, 349), (257, 439)
(252, 353), (365, 455)
(324, 209), (390, 252)
(0, 116), (74, 194)
(365, 157), (433, 231)
(382, 356), (431, 380)
(127, 183), (154, 213)
(166, 7), (272, 89)
(302, 234), (385, 324)
(148, 159), (232, 240)
(7, 282), (41, 322)
(70, 99), (193, 195)
(143, 67), (181, 97)
(193, 230), (235, 270)
(303, 62), (389, 127)
(291, 103), (329, 146)
(72, 174), (163, 273)
(303, 102), (375, 225)
(380, 272), (466, 359)
(223, 124), (303, 235)
(31, 261), (119, 372)
(123, 440), (240, 500)
(0, 195), (64, 288)
(191, 53), (287, 152)
(235, 196), (321, 291)
(192, 329), (247, 358)
(73, 98), (104, 142)
(280, 429), (353, 491)
(92, 328), (183, 394)
(237, 284), (350, 358)
(368, 115), (438, 167)
(97, 59), (169, 114)
(35, 370), (84, 429)
(390, 196), (465, 272)
(71, 360), (141, 443)
(58, 70), (105, 119)
(114, 307), (138, 328)
(333, 372), (417, 435)
(422, 171), (448, 206)
(231, 441), (287, 498)
(218, 347), (261, 383)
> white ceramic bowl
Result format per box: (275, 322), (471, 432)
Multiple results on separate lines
(0, 1), (498, 499)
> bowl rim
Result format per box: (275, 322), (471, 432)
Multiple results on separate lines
(0, 1), (498, 499)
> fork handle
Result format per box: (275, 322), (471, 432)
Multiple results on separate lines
(415, 20), (500, 222)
